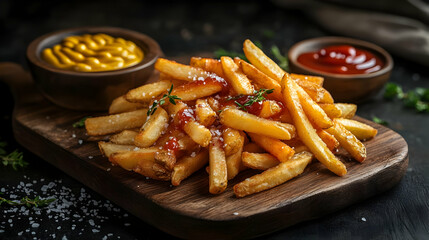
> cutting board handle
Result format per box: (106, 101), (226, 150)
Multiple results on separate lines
(0, 62), (36, 106)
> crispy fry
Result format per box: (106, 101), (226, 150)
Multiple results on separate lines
(110, 130), (138, 145)
(319, 103), (343, 119)
(125, 80), (172, 103)
(290, 73), (324, 86)
(183, 121), (212, 147)
(223, 128), (245, 156)
(195, 99), (217, 127)
(326, 120), (367, 162)
(335, 118), (377, 140)
(221, 56), (254, 94)
(85, 109), (148, 136)
(243, 142), (265, 153)
(177, 135), (199, 151)
(282, 74), (347, 176)
(134, 107), (169, 148)
(248, 133), (294, 162)
(155, 58), (210, 81)
(154, 149), (178, 171)
(242, 152), (279, 170)
(172, 149), (209, 186)
(226, 144), (245, 180)
(208, 137), (227, 194)
(243, 39), (284, 82)
(220, 108), (295, 140)
(317, 129), (340, 151)
(336, 103), (357, 119)
(259, 100), (283, 119)
(190, 57), (225, 78)
(234, 151), (313, 197)
(109, 148), (157, 171)
(109, 95), (146, 114)
(98, 141), (136, 158)
(171, 77), (224, 101)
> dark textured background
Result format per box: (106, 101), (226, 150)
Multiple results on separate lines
(0, 0), (428, 239)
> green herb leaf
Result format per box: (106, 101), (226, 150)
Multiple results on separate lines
(0, 194), (55, 208)
(213, 48), (248, 61)
(404, 90), (419, 108)
(271, 45), (289, 72)
(73, 116), (91, 128)
(233, 88), (274, 111)
(384, 83), (404, 100)
(372, 116), (388, 126)
(146, 85), (181, 116)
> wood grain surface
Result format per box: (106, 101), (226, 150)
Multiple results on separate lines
(1, 62), (409, 240)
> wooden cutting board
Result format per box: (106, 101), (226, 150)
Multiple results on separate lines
(0, 62), (408, 240)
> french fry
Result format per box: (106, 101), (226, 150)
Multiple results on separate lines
(234, 151), (313, 198)
(334, 118), (377, 140)
(85, 109), (148, 136)
(282, 74), (347, 176)
(109, 95), (146, 114)
(243, 142), (265, 153)
(319, 103), (343, 119)
(226, 144), (245, 180)
(177, 135), (199, 151)
(223, 128), (245, 157)
(183, 121), (212, 147)
(239, 59), (283, 101)
(98, 141), (136, 158)
(290, 73), (324, 86)
(155, 58), (210, 81)
(125, 80), (172, 103)
(171, 77), (224, 101)
(294, 80), (333, 129)
(243, 39), (284, 82)
(219, 108), (295, 140)
(259, 100), (283, 119)
(317, 129), (340, 151)
(172, 149), (209, 186)
(154, 149), (178, 171)
(190, 57), (225, 78)
(326, 120), (367, 163)
(221, 56), (254, 94)
(195, 99), (217, 127)
(242, 152), (279, 170)
(295, 79), (333, 104)
(336, 103), (357, 119)
(208, 138), (227, 194)
(109, 148), (157, 171)
(134, 107), (169, 148)
(110, 130), (138, 145)
(248, 133), (295, 162)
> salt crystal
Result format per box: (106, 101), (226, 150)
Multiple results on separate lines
(88, 156), (93, 159)
(17, 231), (23, 236)
(57, 226), (61, 230)
(31, 223), (40, 228)
(107, 168), (111, 172)
(89, 219), (95, 226)
(72, 134), (76, 138)
(92, 229), (100, 233)
(361, 217), (366, 222)
(233, 212), (239, 216)
(78, 139), (83, 145)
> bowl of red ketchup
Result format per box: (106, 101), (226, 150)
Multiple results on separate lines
(288, 37), (393, 102)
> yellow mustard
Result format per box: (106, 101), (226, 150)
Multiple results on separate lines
(41, 33), (144, 72)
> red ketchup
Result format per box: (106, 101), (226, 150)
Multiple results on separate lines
(164, 137), (179, 155)
(297, 45), (384, 74)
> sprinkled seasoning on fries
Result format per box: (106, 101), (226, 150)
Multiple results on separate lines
(85, 39), (377, 197)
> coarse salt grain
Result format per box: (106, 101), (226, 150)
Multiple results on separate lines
(361, 217), (366, 222)
(233, 212), (239, 216)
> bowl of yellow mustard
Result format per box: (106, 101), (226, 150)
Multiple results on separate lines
(27, 27), (162, 111)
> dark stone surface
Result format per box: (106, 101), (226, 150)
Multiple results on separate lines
(0, 1), (428, 239)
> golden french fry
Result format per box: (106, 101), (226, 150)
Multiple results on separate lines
(334, 118), (377, 140)
(242, 152), (279, 170)
(155, 58), (210, 81)
(248, 133), (295, 162)
(125, 80), (172, 103)
(294, 79), (332, 103)
(177, 135), (199, 151)
(109, 148), (157, 171)
(172, 149), (209, 186)
(316, 129), (340, 151)
(195, 99), (217, 127)
(98, 141), (136, 158)
(234, 151), (313, 198)
(154, 149), (178, 171)
(223, 128), (245, 156)
(85, 109), (148, 136)
(171, 77), (224, 101)
(190, 57), (225, 78)
(259, 100), (283, 119)
(110, 130), (138, 145)
(219, 108), (295, 140)
(326, 120), (367, 163)
(336, 103), (357, 119)
(226, 144), (245, 180)
(243, 142), (265, 153)
(243, 39), (284, 82)
(209, 138), (228, 194)
(319, 103), (343, 119)
(134, 107), (169, 148)
(239, 59), (283, 101)
(294, 80), (333, 129)
(109, 95), (146, 114)
(290, 73), (324, 86)
(221, 56), (254, 94)
(282, 74), (347, 176)
(182, 121), (211, 147)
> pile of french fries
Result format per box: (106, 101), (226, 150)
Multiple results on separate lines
(85, 39), (378, 197)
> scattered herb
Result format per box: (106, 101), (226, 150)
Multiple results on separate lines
(73, 116), (91, 128)
(383, 83), (429, 113)
(147, 84), (181, 116)
(372, 116), (388, 126)
(262, 29), (275, 39)
(233, 88), (274, 111)
(0, 193), (55, 208)
(0, 140), (27, 170)
(271, 45), (289, 72)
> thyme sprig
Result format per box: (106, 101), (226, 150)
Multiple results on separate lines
(147, 84), (181, 116)
(232, 88), (274, 111)
(0, 193), (55, 208)
(0, 140), (27, 170)
(73, 116), (91, 128)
